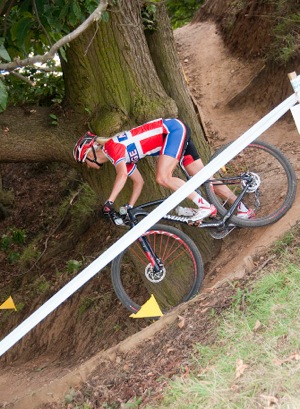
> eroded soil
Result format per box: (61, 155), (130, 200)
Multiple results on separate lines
(0, 20), (299, 409)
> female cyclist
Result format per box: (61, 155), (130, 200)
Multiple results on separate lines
(73, 118), (254, 222)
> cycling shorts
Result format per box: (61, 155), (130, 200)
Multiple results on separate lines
(162, 119), (187, 160)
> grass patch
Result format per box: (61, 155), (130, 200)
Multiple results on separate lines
(146, 228), (300, 408)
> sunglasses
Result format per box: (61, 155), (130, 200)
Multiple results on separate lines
(86, 146), (103, 167)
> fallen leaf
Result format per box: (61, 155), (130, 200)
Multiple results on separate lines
(274, 352), (300, 366)
(260, 394), (278, 406)
(235, 358), (248, 379)
(177, 315), (185, 329)
(253, 320), (262, 331)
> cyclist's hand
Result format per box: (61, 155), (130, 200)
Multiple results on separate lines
(102, 201), (125, 225)
(102, 200), (115, 218)
(119, 203), (132, 215)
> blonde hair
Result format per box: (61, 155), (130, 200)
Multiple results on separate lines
(95, 136), (111, 145)
(95, 131), (124, 146)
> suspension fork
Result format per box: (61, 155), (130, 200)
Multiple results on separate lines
(127, 211), (162, 272)
(137, 235), (162, 272)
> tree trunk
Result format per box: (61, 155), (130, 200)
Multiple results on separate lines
(61, 0), (219, 260)
(0, 1), (220, 261)
(145, 2), (210, 158)
(62, 1), (178, 132)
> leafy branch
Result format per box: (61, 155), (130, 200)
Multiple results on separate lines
(0, 0), (108, 72)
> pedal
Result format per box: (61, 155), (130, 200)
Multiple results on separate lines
(209, 226), (235, 239)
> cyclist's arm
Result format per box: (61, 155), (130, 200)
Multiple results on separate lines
(107, 161), (128, 203)
(128, 168), (144, 206)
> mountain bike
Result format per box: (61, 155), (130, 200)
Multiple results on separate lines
(110, 140), (297, 317)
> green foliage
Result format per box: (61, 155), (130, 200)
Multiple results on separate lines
(1, 227), (26, 264)
(34, 275), (50, 294)
(16, 302), (25, 312)
(122, 396), (143, 408)
(64, 388), (92, 408)
(0, 37), (11, 62)
(7, 250), (20, 264)
(272, 12), (300, 64)
(0, 234), (11, 251)
(0, 227), (41, 268)
(19, 244), (41, 270)
(11, 228), (26, 245)
(78, 296), (96, 316)
(66, 259), (82, 274)
(1, 1), (100, 63)
(166, 0), (204, 29)
(230, 287), (250, 310)
(0, 0), (102, 110)
(141, 3), (158, 31)
(49, 113), (58, 126)
(61, 183), (98, 229)
(273, 231), (295, 254)
(219, 0), (300, 65)
(0, 79), (8, 112)
(4, 63), (64, 107)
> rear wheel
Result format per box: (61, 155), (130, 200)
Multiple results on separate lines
(111, 224), (204, 317)
(205, 140), (297, 227)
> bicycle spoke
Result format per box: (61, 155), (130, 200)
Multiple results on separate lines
(111, 225), (204, 315)
(205, 141), (297, 227)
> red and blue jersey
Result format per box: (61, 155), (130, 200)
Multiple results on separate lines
(102, 118), (187, 175)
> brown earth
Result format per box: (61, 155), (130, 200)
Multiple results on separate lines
(0, 20), (299, 409)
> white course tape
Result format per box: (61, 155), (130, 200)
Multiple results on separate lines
(290, 104), (300, 134)
(0, 93), (298, 357)
(290, 75), (300, 94)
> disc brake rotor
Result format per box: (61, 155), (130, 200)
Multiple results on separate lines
(242, 172), (261, 193)
(145, 264), (166, 283)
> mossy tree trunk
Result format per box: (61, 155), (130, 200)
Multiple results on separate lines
(62, 0), (218, 259)
(0, 1), (220, 260)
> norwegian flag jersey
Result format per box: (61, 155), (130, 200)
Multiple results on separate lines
(102, 118), (186, 175)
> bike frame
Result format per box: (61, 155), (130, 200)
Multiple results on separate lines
(127, 176), (253, 230)
(120, 174), (254, 273)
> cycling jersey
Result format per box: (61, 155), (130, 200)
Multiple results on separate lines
(102, 118), (187, 175)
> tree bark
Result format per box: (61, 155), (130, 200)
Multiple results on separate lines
(145, 2), (210, 159)
(62, 0), (178, 133)
(0, 0), (220, 261)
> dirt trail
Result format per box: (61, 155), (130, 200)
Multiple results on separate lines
(174, 21), (300, 287)
(0, 21), (299, 409)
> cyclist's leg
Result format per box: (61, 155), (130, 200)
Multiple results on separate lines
(156, 154), (216, 222)
(157, 119), (196, 198)
(156, 154), (184, 189)
(156, 154), (213, 208)
(186, 159), (237, 203)
(183, 143), (237, 204)
(158, 121), (216, 220)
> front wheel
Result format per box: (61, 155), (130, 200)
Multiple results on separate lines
(205, 140), (297, 228)
(111, 224), (204, 317)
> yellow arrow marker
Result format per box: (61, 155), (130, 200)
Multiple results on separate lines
(0, 296), (17, 311)
(130, 294), (163, 318)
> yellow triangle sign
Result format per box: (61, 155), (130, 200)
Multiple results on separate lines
(130, 294), (163, 318)
(0, 296), (17, 311)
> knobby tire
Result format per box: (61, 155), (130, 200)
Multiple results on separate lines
(111, 224), (204, 317)
(205, 140), (297, 228)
